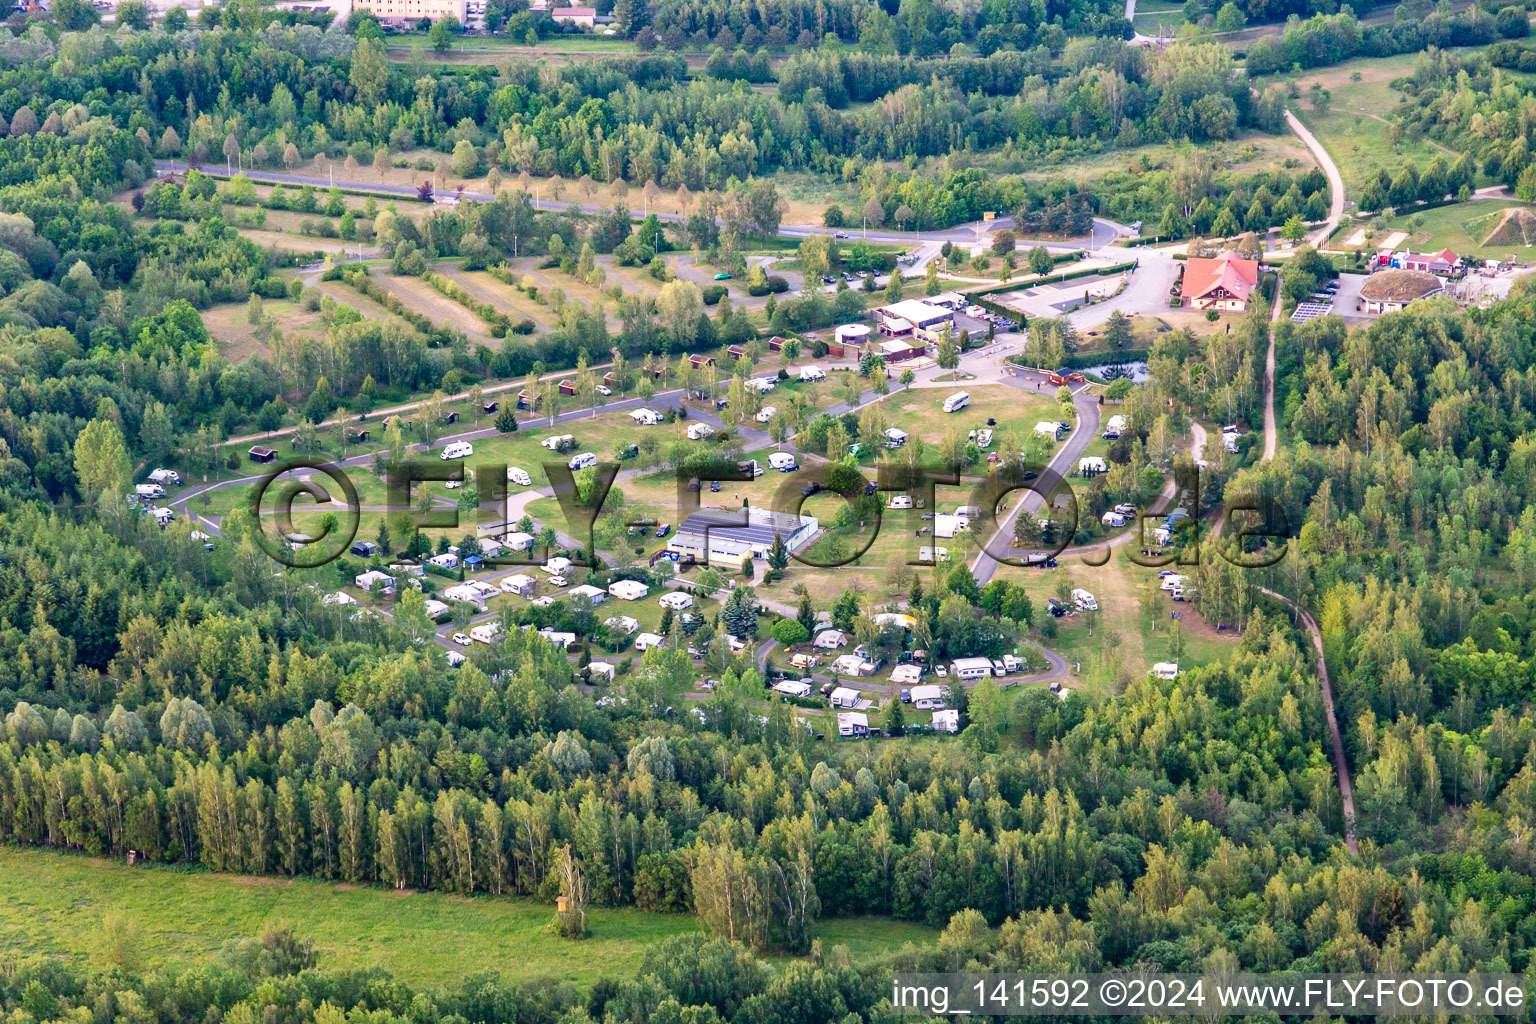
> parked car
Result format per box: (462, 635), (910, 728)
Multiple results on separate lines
(713, 272), (733, 280)
(656, 523), (672, 538)
(451, 633), (472, 646)
(595, 384), (612, 395)
(802, 481), (822, 496)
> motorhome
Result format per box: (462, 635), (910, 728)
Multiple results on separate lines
(541, 434), (575, 450)
(441, 441), (473, 460)
(942, 391), (970, 413)
(739, 459), (763, 478)
(135, 483), (165, 500)
(1071, 588), (1098, 611)
(567, 452), (597, 470)
(798, 366), (826, 382)
(1102, 510), (1129, 528)
(507, 467), (532, 486)
(148, 468), (181, 486)
(1151, 661), (1180, 680)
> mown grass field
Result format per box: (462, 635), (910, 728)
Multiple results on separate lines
(1352, 199), (1536, 262)
(1274, 54), (1464, 196)
(0, 847), (935, 989)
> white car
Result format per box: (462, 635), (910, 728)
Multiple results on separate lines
(445, 479), (461, 489)
(548, 575), (568, 587)
(451, 633), (472, 647)
(595, 384), (612, 395)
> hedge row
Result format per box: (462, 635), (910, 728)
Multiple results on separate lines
(423, 271), (513, 338)
(961, 259), (1138, 297)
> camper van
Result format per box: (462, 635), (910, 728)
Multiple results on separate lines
(798, 366), (826, 382)
(769, 452), (798, 472)
(1102, 510), (1129, 528)
(740, 459), (763, 478)
(942, 391), (970, 414)
(1071, 588), (1098, 612)
(507, 467), (532, 486)
(441, 441), (474, 460)
(568, 452), (597, 471)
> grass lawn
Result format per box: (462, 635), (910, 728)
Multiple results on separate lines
(1013, 132), (1309, 184)
(1031, 545), (1236, 694)
(1268, 54), (1462, 197)
(442, 267), (560, 331)
(884, 385), (1061, 447)
(0, 847), (938, 989)
(1346, 199), (1536, 262)
(0, 846), (695, 989)
(203, 299), (317, 363)
(377, 271), (498, 339)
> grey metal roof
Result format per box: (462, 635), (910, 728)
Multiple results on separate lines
(676, 508), (812, 547)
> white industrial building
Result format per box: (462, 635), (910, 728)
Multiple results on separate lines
(666, 507), (818, 570)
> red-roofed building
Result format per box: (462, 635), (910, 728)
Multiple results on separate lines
(1401, 249), (1458, 274)
(551, 5), (596, 24)
(1181, 251), (1260, 312)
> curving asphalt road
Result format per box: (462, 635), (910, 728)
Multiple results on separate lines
(969, 372), (1102, 587)
(1283, 110), (1345, 248)
(152, 160), (1127, 254)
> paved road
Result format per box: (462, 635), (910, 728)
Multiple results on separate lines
(969, 374), (1102, 586)
(152, 161), (1126, 254)
(1284, 110), (1345, 248)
